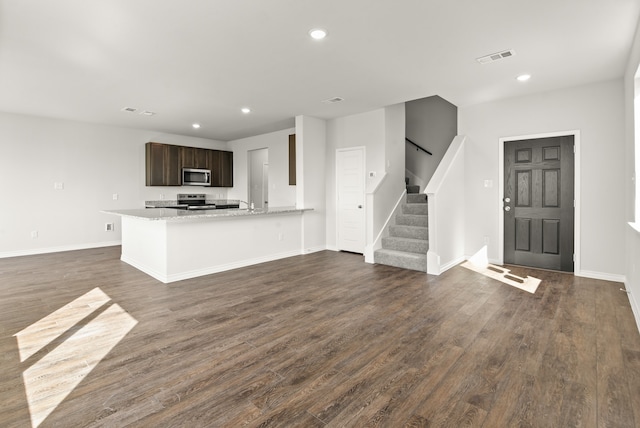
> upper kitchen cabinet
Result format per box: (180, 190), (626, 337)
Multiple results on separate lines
(145, 142), (182, 186)
(146, 142), (233, 187)
(181, 146), (210, 169)
(209, 150), (234, 187)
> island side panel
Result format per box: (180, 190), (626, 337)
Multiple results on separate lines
(164, 211), (304, 282)
(120, 217), (170, 282)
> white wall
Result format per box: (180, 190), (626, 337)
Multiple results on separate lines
(405, 96), (458, 190)
(425, 136), (467, 274)
(325, 109), (388, 250)
(227, 128), (296, 207)
(0, 112), (227, 257)
(295, 116), (327, 252)
(624, 16), (640, 330)
(459, 79), (626, 278)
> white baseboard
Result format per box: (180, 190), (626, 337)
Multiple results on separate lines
(301, 245), (327, 254)
(120, 254), (168, 283)
(427, 252), (466, 275)
(440, 256), (466, 273)
(123, 249), (305, 284)
(575, 270), (626, 283)
(0, 241), (122, 259)
(624, 281), (640, 335)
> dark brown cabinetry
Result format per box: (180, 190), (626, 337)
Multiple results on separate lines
(145, 142), (233, 187)
(209, 150), (233, 187)
(145, 142), (182, 186)
(181, 146), (210, 169)
(289, 134), (296, 185)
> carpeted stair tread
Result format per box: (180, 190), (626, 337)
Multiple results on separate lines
(381, 236), (428, 254)
(407, 193), (427, 204)
(402, 203), (428, 215)
(389, 224), (428, 240)
(375, 183), (429, 272)
(374, 249), (427, 272)
(406, 184), (420, 194)
(396, 213), (428, 227)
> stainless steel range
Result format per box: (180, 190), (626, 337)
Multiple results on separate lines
(163, 194), (239, 210)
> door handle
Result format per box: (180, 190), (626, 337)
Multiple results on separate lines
(504, 206), (511, 212)
(504, 197), (511, 203)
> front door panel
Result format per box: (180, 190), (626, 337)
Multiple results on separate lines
(504, 136), (574, 272)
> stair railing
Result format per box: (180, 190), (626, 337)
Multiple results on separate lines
(406, 138), (433, 156)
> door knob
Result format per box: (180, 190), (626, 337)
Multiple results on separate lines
(504, 197), (511, 203)
(504, 206), (511, 212)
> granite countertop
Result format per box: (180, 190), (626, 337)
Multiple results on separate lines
(103, 206), (310, 221)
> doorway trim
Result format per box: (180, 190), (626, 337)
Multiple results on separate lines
(498, 130), (581, 274)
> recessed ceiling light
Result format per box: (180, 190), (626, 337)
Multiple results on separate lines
(139, 110), (156, 116)
(192, 123), (201, 129)
(516, 74), (531, 82)
(309, 28), (327, 40)
(241, 107), (251, 114)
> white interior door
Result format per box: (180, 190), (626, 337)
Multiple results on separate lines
(337, 147), (365, 253)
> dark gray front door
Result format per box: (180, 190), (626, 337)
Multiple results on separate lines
(504, 136), (575, 272)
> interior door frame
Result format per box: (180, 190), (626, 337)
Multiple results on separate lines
(498, 130), (581, 273)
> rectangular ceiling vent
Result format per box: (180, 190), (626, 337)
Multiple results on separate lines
(322, 97), (344, 104)
(121, 107), (138, 113)
(476, 49), (516, 64)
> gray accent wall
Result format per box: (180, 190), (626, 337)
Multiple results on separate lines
(405, 96), (458, 190)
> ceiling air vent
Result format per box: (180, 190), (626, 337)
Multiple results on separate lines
(322, 97), (344, 104)
(121, 107), (138, 113)
(476, 49), (516, 64)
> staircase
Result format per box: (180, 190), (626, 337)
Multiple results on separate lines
(373, 181), (428, 272)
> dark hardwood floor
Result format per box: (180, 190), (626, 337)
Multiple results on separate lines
(1, 247), (639, 427)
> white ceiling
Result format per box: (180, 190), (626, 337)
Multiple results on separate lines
(1, 0), (639, 141)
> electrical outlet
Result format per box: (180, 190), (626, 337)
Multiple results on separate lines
(105, 223), (114, 232)
(160, 194), (165, 200)
(31, 230), (38, 239)
(54, 182), (64, 190)
(112, 193), (118, 200)
(278, 233), (283, 241)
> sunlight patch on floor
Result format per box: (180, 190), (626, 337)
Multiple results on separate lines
(462, 246), (541, 294)
(13, 288), (137, 428)
(14, 287), (110, 362)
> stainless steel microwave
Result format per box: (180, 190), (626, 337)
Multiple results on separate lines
(182, 168), (211, 186)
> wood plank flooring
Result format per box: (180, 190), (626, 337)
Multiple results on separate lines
(1, 247), (639, 427)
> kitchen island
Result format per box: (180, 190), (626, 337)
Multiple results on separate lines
(104, 207), (311, 283)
